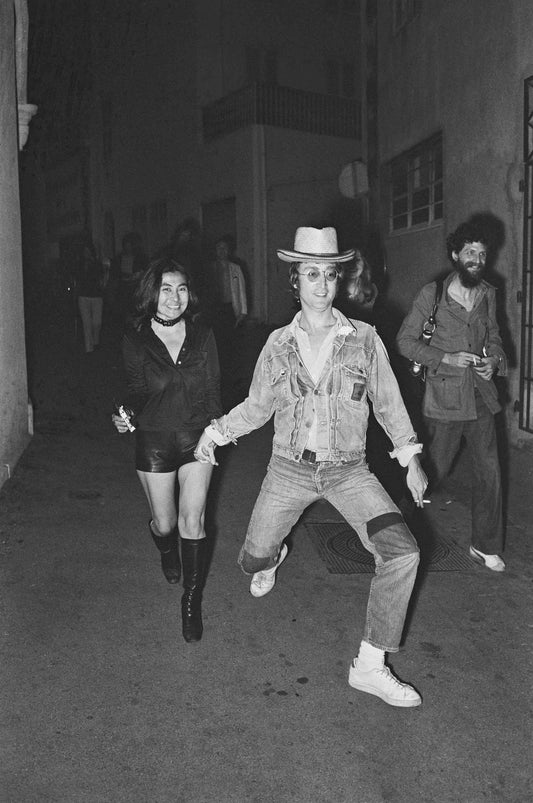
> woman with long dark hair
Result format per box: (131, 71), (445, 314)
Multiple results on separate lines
(112, 256), (222, 642)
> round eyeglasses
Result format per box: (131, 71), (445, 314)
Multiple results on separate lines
(297, 268), (339, 283)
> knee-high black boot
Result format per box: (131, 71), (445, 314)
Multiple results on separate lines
(180, 537), (207, 642)
(149, 521), (181, 584)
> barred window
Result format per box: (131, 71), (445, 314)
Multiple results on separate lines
(389, 134), (443, 232)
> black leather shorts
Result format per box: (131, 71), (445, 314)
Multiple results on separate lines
(135, 429), (203, 472)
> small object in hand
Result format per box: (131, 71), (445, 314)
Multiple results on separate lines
(409, 361), (424, 378)
(117, 404), (136, 432)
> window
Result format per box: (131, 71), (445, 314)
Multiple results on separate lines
(393, 0), (421, 33)
(326, 59), (356, 98)
(389, 134), (443, 232)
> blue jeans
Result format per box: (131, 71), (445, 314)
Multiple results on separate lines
(238, 454), (420, 652)
(424, 392), (503, 555)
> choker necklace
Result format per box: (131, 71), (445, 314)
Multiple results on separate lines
(152, 313), (183, 327)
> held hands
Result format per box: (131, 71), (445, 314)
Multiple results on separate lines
(406, 455), (428, 509)
(194, 430), (218, 465)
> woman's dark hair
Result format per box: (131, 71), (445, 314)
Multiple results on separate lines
(131, 257), (198, 330)
(288, 262), (344, 301)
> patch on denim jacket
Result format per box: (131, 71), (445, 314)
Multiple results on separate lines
(351, 382), (366, 401)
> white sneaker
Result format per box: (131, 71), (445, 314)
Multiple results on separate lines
(348, 659), (422, 707)
(250, 544), (288, 598)
(469, 546), (505, 572)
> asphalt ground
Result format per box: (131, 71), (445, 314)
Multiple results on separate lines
(1, 313), (532, 803)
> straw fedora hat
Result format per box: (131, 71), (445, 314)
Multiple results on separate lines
(277, 227), (355, 263)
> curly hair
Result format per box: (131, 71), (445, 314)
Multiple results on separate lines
(288, 262), (344, 301)
(130, 257), (198, 330)
(446, 221), (492, 263)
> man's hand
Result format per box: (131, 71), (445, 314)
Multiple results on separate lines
(194, 430), (218, 465)
(473, 354), (499, 381)
(405, 455), (428, 509)
(441, 351), (481, 368)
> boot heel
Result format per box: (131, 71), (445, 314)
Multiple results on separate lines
(149, 522), (181, 584)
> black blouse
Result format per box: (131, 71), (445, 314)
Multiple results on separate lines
(122, 317), (222, 431)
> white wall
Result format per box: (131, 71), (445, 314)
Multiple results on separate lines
(0, 0), (31, 489)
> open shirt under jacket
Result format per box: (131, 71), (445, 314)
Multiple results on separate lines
(219, 309), (420, 464)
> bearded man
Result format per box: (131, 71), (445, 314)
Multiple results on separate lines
(397, 220), (507, 571)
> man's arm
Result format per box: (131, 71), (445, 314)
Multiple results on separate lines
(479, 288), (507, 377)
(397, 284), (482, 370)
(405, 454), (428, 509)
(194, 339), (277, 464)
(367, 334), (428, 505)
(396, 284), (446, 370)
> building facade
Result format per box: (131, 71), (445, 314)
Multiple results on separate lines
(85, 0), (364, 324)
(376, 0), (533, 445)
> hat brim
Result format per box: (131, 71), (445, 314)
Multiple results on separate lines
(277, 248), (355, 263)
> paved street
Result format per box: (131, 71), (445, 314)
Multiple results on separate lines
(1, 317), (532, 803)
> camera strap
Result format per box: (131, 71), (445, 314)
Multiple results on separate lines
(421, 278), (444, 344)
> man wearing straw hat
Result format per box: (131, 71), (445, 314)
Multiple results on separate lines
(195, 226), (427, 707)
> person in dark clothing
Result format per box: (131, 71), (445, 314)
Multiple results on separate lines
(112, 257), (222, 642)
(166, 217), (206, 301)
(396, 220), (508, 572)
(208, 235), (249, 407)
(76, 242), (104, 353)
(110, 232), (148, 324)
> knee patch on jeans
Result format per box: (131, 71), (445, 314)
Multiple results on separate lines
(366, 513), (419, 562)
(367, 512), (404, 537)
(238, 548), (272, 575)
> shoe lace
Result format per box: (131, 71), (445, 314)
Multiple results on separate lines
(376, 666), (408, 690)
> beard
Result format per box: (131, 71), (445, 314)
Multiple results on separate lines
(457, 260), (485, 288)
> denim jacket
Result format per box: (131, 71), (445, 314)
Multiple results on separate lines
(222, 310), (419, 463)
(396, 273), (507, 421)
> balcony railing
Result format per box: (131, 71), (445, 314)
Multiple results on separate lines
(202, 82), (361, 142)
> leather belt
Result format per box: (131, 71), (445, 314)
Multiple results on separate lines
(301, 449), (317, 463)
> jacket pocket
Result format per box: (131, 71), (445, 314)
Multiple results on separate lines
(270, 368), (294, 408)
(425, 374), (463, 412)
(340, 365), (367, 405)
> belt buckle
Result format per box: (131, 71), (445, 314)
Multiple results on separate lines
(302, 449), (317, 464)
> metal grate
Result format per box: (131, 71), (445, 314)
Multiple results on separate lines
(520, 76), (533, 433)
(303, 522), (474, 573)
